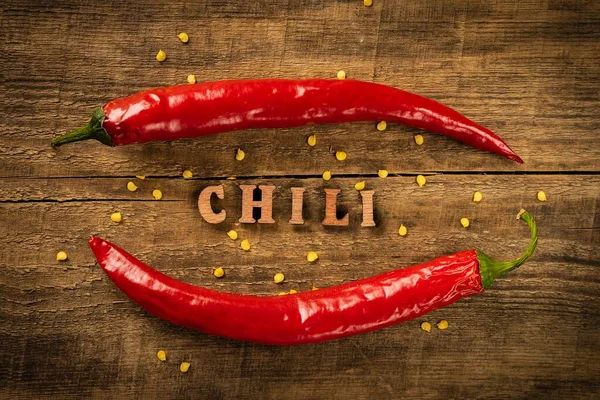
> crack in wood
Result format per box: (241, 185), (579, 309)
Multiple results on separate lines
(2, 170), (600, 181)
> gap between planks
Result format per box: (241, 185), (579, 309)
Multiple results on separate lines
(2, 170), (600, 181)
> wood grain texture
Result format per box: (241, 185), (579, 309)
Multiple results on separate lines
(1, 0), (599, 399)
(322, 188), (351, 226)
(359, 190), (376, 227)
(198, 184), (227, 224)
(2, 0), (600, 178)
(1, 175), (599, 399)
(239, 184), (276, 224)
(289, 186), (306, 225)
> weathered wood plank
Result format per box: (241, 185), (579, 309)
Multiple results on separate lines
(1, 0), (599, 178)
(1, 175), (598, 286)
(1, 175), (598, 301)
(1, 175), (598, 398)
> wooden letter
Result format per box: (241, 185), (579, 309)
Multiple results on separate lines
(289, 187), (305, 225)
(322, 188), (349, 226)
(198, 185), (226, 224)
(360, 190), (376, 227)
(239, 184), (276, 224)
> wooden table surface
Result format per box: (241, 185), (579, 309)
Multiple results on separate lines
(2, 0), (599, 399)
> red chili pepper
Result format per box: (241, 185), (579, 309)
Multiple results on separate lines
(52, 79), (523, 163)
(89, 210), (537, 345)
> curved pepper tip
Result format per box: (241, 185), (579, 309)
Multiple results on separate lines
(88, 236), (119, 273)
(509, 154), (524, 164)
(88, 236), (110, 255)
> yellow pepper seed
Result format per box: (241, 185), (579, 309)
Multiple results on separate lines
(421, 322), (432, 333)
(56, 251), (68, 261)
(416, 175), (426, 187)
(127, 181), (138, 192)
(460, 217), (470, 228)
(274, 272), (285, 284)
(306, 251), (319, 262)
(241, 239), (251, 251)
(152, 189), (163, 200)
(187, 74), (196, 84)
(157, 350), (166, 361)
(337, 70), (346, 80)
(414, 134), (424, 145)
(289, 289), (298, 294)
(178, 32), (189, 43)
(182, 170), (193, 179)
(335, 151), (347, 161)
(378, 169), (388, 178)
(322, 170), (332, 181)
(136, 175), (146, 180)
(364, 0), (373, 6)
(227, 176), (236, 180)
(110, 212), (122, 223)
(235, 148), (245, 161)
(312, 285), (319, 291)
(156, 49), (166, 62)
(227, 230), (238, 240)
(537, 191), (547, 202)
(307, 135), (317, 147)
(180, 362), (191, 373)
(278, 292), (288, 296)
(376, 121), (387, 131)
(398, 224), (408, 237)
(473, 191), (483, 202)
(354, 181), (366, 191)
(213, 267), (224, 278)
(437, 320), (449, 330)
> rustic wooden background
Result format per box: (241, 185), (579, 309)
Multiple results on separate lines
(1, 0), (599, 399)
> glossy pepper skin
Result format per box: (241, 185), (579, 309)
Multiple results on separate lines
(89, 211), (537, 345)
(52, 79), (523, 163)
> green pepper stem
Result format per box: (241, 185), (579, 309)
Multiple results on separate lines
(477, 209), (538, 289)
(51, 108), (112, 147)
